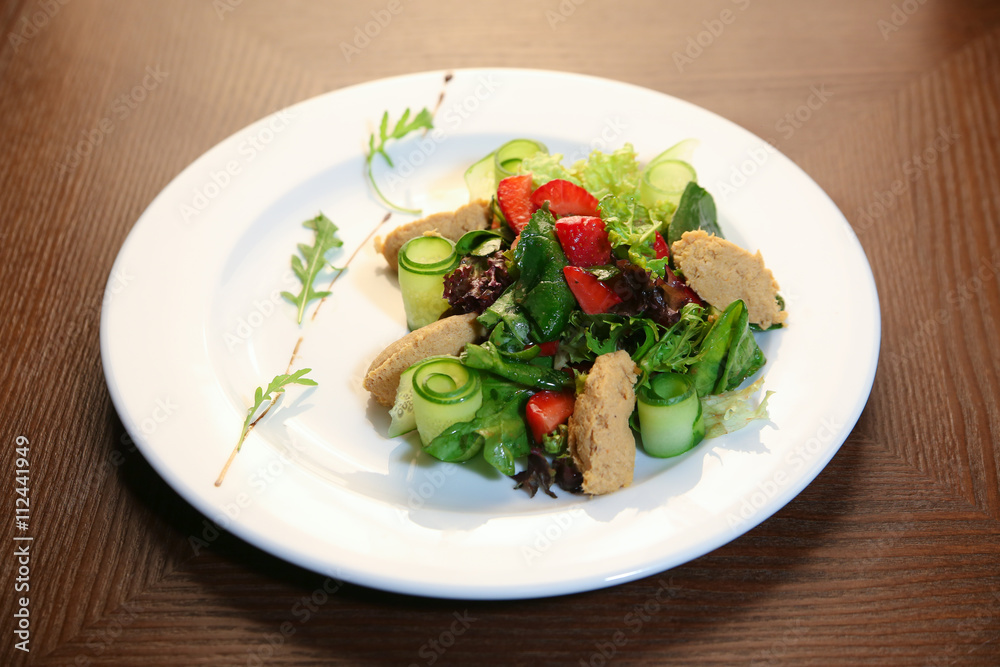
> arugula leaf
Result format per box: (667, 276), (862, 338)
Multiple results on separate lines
(668, 182), (723, 246)
(281, 213), (343, 324)
(216, 367), (318, 487)
(236, 368), (317, 451)
(635, 303), (708, 384)
(512, 207), (577, 341)
(558, 308), (706, 384)
(366, 107), (434, 215)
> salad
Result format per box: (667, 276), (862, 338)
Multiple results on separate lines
(364, 138), (784, 498)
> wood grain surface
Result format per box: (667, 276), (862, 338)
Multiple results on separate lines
(2, 0), (999, 665)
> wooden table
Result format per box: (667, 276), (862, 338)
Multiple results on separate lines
(3, 1), (999, 664)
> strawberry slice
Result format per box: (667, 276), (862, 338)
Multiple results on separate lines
(496, 174), (537, 233)
(554, 216), (612, 267)
(525, 390), (576, 444)
(563, 266), (623, 314)
(652, 232), (670, 260)
(527, 340), (559, 357)
(530, 179), (599, 218)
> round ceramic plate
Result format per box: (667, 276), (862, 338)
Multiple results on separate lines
(100, 69), (880, 599)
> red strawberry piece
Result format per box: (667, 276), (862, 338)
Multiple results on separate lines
(525, 390), (576, 444)
(534, 341), (559, 356)
(563, 266), (623, 314)
(496, 174), (537, 233)
(530, 179), (600, 218)
(653, 232), (670, 260)
(554, 216), (613, 267)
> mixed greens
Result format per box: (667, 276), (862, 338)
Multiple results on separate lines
(387, 138), (779, 497)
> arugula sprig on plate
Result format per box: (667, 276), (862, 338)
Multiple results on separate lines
(365, 107), (434, 215)
(281, 213), (343, 324)
(216, 368), (317, 486)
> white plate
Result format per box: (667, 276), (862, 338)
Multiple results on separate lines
(101, 69), (880, 599)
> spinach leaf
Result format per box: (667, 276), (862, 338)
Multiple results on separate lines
(478, 285), (533, 347)
(463, 342), (573, 391)
(668, 182), (723, 245)
(512, 208), (576, 341)
(454, 228), (512, 257)
(687, 300), (765, 396)
(718, 317), (766, 392)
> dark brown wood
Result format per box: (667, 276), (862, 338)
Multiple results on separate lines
(2, 0), (999, 664)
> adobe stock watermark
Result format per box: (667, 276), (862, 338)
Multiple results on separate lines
(749, 618), (808, 666)
(408, 611), (478, 667)
(563, 117), (629, 164)
(340, 0), (411, 63)
(726, 416), (844, 529)
(545, 0), (588, 30)
(73, 602), (144, 666)
(673, 0), (751, 73)
(380, 74), (501, 197)
(715, 84), (833, 202)
(178, 109), (296, 224)
(212, 0), (243, 20)
(190, 433), (309, 556)
(878, 0), (929, 40)
(56, 66), (169, 174)
(245, 575), (345, 666)
(926, 589), (1000, 667)
(852, 126), (960, 238)
(774, 85), (833, 142)
(395, 463), (459, 522)
(578, 577), (681, 667)
(521, 508), (586, 564)
(224, 271), (298, 351)
(889, 250), (1000, 370)
(7, 0), (70, 54)
(41, 263), (131, 365)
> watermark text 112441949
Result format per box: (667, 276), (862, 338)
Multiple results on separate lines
(13, 435), (33, 653)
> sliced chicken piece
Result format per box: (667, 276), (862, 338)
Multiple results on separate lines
(376, 200), (492, 271)
(363, 313), (484, 407)
(569, 350), (639, 495)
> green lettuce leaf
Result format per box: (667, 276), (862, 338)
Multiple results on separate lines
(598, 193), (668, 278)
(519, 152), (578, 188)
(570, 143), (641, 199)
(701, 376), (772, 438)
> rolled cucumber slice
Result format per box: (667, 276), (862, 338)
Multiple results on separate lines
(637, 372), (705, 457)
(647, 138), (700, 168)
(493, 139), (548, 183)
(410, 357), (483, 446)
(639, 159), (697, 211)
(387, 366), (417, 437)
(464, 151), (496, 202)
(397, 235), (459, 330)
